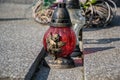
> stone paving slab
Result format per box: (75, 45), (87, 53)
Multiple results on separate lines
(0, 3), (49, 80)
(0, 19), (48, 80)
(0, 0), (33, 4)
(0, 3), (31, 19)
(83, 8), (120, 80)
(34, 60), (84, 80)
(33, 51), (84, 80)
(48, 67), (84, 80)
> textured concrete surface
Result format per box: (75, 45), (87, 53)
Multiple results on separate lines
(34, 60), (84, 80)
(83, 8), (120, 80)
(0, 0), (33, 4)
(0, 3), (48, 80)
(48, 67), (84, 80)
(0, 3), (31, 19)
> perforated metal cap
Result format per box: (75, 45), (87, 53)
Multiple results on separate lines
(63, 0), (80, 9)
(50, 3), (72, 27)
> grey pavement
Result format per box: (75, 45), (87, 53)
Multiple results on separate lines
(0, 3), (31, 19)
(34, 59), (84, 80)
(0, 3), (49, 80)
(0, 0), (33, 4)
(83, 9), (120, 80)
(47, 67), (84, 80)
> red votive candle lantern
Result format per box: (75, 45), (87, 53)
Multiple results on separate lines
(43, 3), (76, 68)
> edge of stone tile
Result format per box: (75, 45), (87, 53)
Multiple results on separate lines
(25, 47), (46, 80)
(0, 47), (46, 80)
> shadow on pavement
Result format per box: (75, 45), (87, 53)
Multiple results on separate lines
(108, 15), (120, 27)
(84, 38), (120, 44)
(84, 47), (115, 55)
(33, 59), (50, 80)
(0, 18), (28, 21)
(28, 48), (50, 80)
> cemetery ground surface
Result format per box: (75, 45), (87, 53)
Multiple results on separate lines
(0, 3), (120, 80)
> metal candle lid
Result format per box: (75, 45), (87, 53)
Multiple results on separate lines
(50, 3), (72, 27)
(63, 0), (80, 9)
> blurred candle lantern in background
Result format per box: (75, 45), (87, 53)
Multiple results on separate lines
(43, 3), (76, 68)
(64, 0), (85, 57)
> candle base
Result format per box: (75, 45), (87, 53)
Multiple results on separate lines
(45, 55), (75, 69)
(70, 45), (83, 57)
